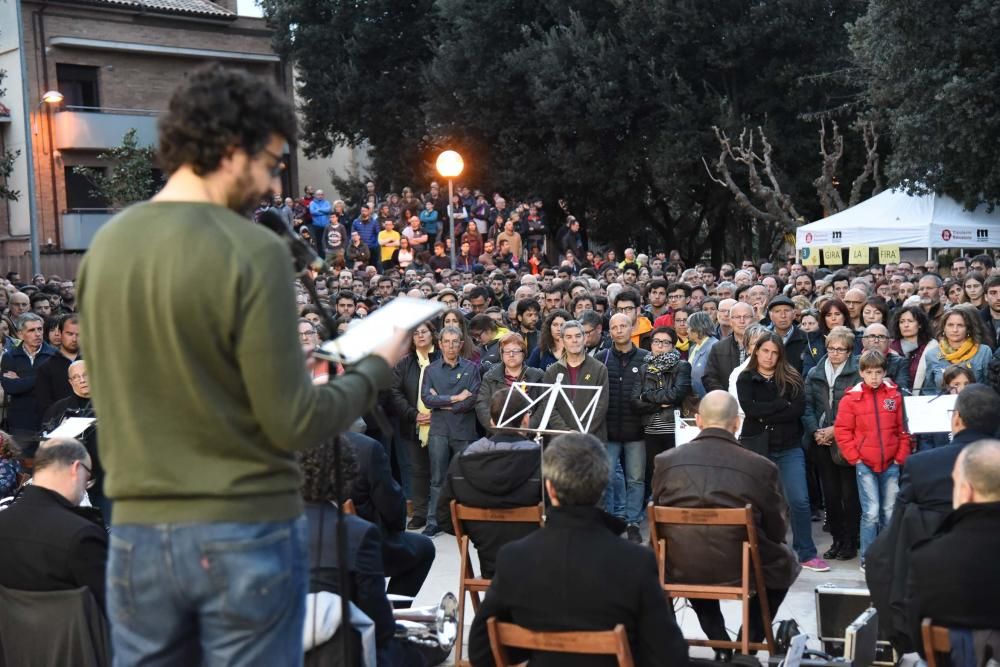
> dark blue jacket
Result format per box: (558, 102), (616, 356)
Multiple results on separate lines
(1, 341), (58, 435)
(601, 344), (649, 442)
(351, 216), (379, 249)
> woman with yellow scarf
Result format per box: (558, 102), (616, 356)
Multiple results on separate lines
(671, 307), (692, 359)
(919, 305), (993, 395)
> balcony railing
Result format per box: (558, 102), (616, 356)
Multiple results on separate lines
(62, 209), (116, 250)
(53, 107), (159, 151)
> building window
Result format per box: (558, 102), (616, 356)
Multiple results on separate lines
(64, 167), (109, 210)
(56, 64), (101, 109)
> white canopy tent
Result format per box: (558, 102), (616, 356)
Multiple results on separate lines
(796, 189), (1000, 260)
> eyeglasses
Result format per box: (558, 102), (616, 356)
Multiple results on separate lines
(581, 328), (595, 335)
(502, 349), (525, 357)
(827, 346), (850, 353)
(667, 293), (686, 301)
(651, 338), (673, 346)
(861, 335), (888, 342)
(298, 329), (318, 339)
(261, 148), (285, 177)
(78, 461), (96, 489)
(616, 306), (636, 313)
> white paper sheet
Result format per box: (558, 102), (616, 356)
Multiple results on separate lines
(316, 297), (445, 364)
(903, 394), (956, 434)
(674, 410), (700, 446)
(44, 417), (96, 440)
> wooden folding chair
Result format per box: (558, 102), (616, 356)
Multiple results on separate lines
(450, 500), (544, 667)
(487, 617), (634, 667)
(647, 503), (775, 655)
(921, 618), (951, 667)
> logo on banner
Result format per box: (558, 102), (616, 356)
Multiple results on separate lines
(832, 231), (843, 241)
(805, 232), (814, 243)
(941, 229), (952, 241)
(978, 229), (989, 240)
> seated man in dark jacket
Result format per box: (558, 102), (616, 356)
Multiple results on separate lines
(468, 432), (689, 667)
(907, 439), (1000, 649)
(299, 440), (445, 667)
(866, 384), (1000, 653)
(436, 390), (543, 578)
(651, 390), (801, 649)
(0, 438), (107, 609)
(344, 431), (435, 604)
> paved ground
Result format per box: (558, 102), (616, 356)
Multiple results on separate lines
(409, 515), (867, 665)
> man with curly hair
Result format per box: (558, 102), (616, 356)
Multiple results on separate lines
(78, 64), (410, 665)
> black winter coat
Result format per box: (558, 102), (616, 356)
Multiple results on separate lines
(702, 335), (741, 393)
(0, 341), (58, 435)
(435, 435), (543, 578)
(467, 506), (690, 667)
(736, 370), (806, 452)
(631, 358), (692, 430)
(475, 363), (545, 432)
(865, 428), (994, 653)
(388, 350), (440, 440)
(0, 485), (107, 609)
(782, 326), (808, 374)
(909, 501), (1000, 650)
(600, 345), (649, 442)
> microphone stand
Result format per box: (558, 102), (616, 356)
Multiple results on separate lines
(299, 268), (354, 666)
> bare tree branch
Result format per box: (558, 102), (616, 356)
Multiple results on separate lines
(848, 120), (881, 206)
(813, 119), (847, 214)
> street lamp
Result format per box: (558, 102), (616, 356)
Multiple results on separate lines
(436, 150), (464, 270)
(41, 90), (64, 105)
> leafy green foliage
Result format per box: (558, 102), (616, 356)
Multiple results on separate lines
(268, 0), (869, 261)
(850, 0), (1000, 209)
(72, 128), (156, 209)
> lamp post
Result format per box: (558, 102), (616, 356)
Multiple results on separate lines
(436, 150), (464, 271)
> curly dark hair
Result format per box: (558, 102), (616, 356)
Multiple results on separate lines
(158, 64), (297, 176)
(296, 438), (358, 504)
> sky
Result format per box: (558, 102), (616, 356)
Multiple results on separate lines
(236, 0), (264, 17)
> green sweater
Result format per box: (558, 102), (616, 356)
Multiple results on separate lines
(78, 201), (391, 524)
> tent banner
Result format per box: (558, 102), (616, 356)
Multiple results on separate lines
(878, 245), (900, 263)
(801, 247), (820, 266)
(822, 246), (843, 265)
(849, 245), (869, 264)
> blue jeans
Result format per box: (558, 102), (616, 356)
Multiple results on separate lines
(856, 462), (899, 560)
(108, 516), (308, 667)
(605, 440), (645, 525)
(427, 435), (470, 529)
(768, 448), (817, 562)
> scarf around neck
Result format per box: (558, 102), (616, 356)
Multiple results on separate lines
(940, 337), (977, 364)
(647, 350), (681, 373)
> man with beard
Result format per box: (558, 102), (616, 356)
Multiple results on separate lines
(78, 65), (409, 664)
(35, 314), (81, 417)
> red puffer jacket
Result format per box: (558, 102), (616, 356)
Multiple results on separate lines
(834, 379), (912, 472)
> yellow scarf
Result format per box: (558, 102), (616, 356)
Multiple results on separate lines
(674, 337), (690, 354)
(416, 347), (434, 446)
(940, 337), (977, 364)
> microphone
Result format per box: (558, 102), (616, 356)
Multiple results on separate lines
(258, 209), (327, 273)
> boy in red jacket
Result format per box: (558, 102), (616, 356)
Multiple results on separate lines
(834, 350), (912, 569)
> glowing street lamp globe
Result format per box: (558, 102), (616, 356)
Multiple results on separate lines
(436, 150), (464, 178)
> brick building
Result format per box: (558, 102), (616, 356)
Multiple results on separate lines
(0, 0), (299, 274)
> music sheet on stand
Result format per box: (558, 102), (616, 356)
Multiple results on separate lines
(45, 417), (96, 440)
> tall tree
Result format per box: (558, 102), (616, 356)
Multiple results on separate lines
(850, 0), (1000, 209)
(261, 0), (439, 193)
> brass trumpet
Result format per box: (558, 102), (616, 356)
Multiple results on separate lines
(393, 592), (459, 652)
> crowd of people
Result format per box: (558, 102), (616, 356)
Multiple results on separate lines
(0, 61), (998, 667)
(266, 179), (1000, 662)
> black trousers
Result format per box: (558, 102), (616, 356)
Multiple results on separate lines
(382, 530), (436, 600)
(689, 587), (788, 646)
(814, 443), (860, 545)
(644, 431), (675, 500)
(403, 436), (431, 520)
